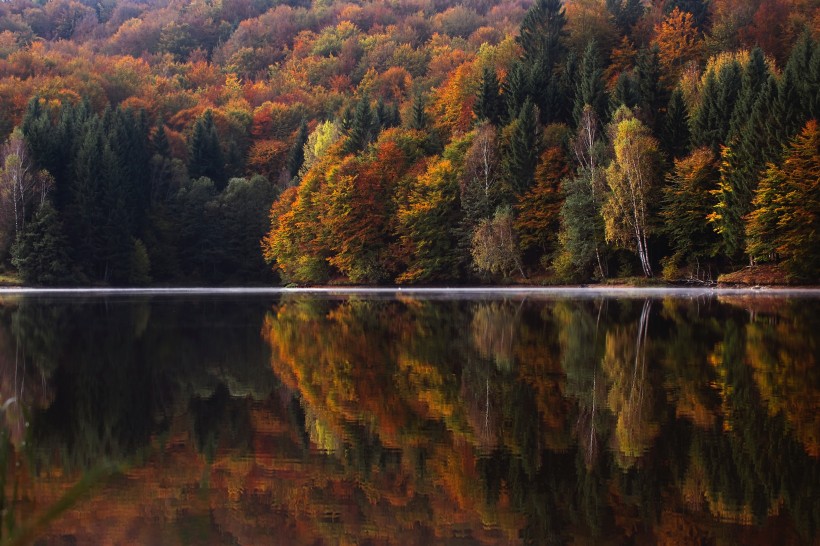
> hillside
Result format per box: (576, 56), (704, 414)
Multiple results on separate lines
(0, 0), (817, 285)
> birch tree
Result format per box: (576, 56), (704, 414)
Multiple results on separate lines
(603, 108), (658, 277)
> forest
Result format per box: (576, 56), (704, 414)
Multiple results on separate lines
(0, 0), (817, 286)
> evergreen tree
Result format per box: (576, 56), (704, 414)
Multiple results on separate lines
(610, 71), (639, 113)
(574, 41), (607, 127)
(661, 88), (691, 160)
(188, 110), (226, 190)
(606, 0), (644, 35)
(634, 45), (667, 131)
(474, 66), (504, 125)
(518, 0), (567, 66)
(502, 99), (542, 197)
(344, 97), (377, 155)
(747, 120), (820, 280)
(409, 93), (428, 130)
(661, 148), (719, 273)
(691, 60), (742, 151)
(11, 201), (73, 285)
(287, 120), (309, 181)
(727, 47), (769, 142)
(503, 62), (532, 121)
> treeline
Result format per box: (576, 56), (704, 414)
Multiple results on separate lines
(264, 0), (820, 284)
(10, 102), (275, 284)
(0, 0), (818, 284)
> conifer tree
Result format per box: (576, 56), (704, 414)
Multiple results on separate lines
(189, 110), (226, 190)
(661, 88), (691, 160)
(474, 66), (504, 125)
(606, 0), (643, 35)
(409, 93), (428, 131)
(746, 120), (820, 280)
(503, 62), (532, 121)
(518, 0), (567, 66)
(11, 201), (73, 285)
(634, 45), (666, 131)
(287, 120), (309, 181)
(610, 71), (639, 113)
(574, 41), (607, 127)
(502, 99), (542, 197)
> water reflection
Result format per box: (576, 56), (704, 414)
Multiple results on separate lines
(0, 293), (818, 544)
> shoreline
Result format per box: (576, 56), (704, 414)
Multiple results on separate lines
(1, 285), (819, 298)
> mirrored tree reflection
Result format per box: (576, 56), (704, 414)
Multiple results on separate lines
(0, 293), (818, 544)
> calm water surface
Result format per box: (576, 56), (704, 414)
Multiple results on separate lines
(0, 289), (819, 545)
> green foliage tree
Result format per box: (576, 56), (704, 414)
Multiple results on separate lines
(661, 87), (691, 160)
(661, 148), (719, 278)
(746, 120), (820, 280)
(189, 110), (226, 190)
(502, 99), (542, 197)
(574, 41), (607, 127)
(603, 108), (659, 277)
(474, 67), (504, 126)
(11, 201), (73, 285)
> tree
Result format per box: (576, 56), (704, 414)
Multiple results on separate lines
(603, 108), (659, 277)
(474, 67), (503, 126)
(573, 41), (607, 126)
(471, 206), (525, 279)
(287, 119), (309, 182)
(11, 201), (73, 285)
(651, 7), (702, 82)
(0, 129), (53, 252)
(691, 59), (742, 151)
(606, 0), (644, 35)
(502, 99), (542, 197)
(661, 148), (720, 277)
(518, 0), (567, 66)
(397, 141), (467, 284)
(343, 96), (378, 154)
(661, 87), (691, 159)
(746, 120), (820, 281)
(459, 124), (502, 260)
(515, 147), (569, 263)
(189, 110), (226, 190)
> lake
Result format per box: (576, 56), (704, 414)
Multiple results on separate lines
(0, 288), (819, 545)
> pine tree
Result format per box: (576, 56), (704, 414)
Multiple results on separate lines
(661, 88), (691, 160)
(189, 110), (226, 189)
(634, 45), (667, 131)
(11, 201), (73, 285)
(474, 66), (504, 125)
(727, 47), (769, 142)
(503, 62), (532, 121)
(746, 120), (820, 280)
(409, 93), (428, 131)
(287, 120), (309, 181)
(574, 41), (607, 127)
(345, 97), (380, 155)
(502, 99), (542, 197)
(606, 0), (644, 35)
(518, 0), (567, 66)
(691, 60), (742, 151)
(661, 148), (719, 271)
(610, 71), (639, 113)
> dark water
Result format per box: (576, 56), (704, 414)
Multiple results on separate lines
(0, 290), (819, 545)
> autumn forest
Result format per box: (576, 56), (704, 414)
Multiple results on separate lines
(0, 0), (818, 286)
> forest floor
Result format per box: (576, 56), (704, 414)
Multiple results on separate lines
(716, 264), (794, 286)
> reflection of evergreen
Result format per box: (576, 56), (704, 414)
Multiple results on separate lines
(17, 296), (278, 471)
(695, 319), (820, 538)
